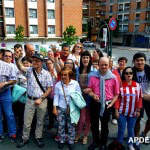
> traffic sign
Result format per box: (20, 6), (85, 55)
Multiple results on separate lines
(109, 17), (117, 31)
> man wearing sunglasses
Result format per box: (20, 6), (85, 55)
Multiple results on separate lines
(132, 52), (150, 150)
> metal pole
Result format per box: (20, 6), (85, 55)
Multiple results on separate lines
(110, 30), (112, 57)
(98, 20), (111, 57)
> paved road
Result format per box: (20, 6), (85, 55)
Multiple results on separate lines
(0, 47), (150, 150)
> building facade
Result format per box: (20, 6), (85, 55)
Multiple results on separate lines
(105, 0), (150, 47)
(82, 0), (150, 47)
(0, 0), (82, 49)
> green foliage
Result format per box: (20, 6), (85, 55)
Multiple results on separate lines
(15, 25), (24, 42)
(61, 25), (79, 46)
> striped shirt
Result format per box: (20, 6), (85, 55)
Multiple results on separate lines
(114, 81), (142, 117)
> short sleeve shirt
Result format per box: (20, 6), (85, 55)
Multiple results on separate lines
(136, 71), (150, 94)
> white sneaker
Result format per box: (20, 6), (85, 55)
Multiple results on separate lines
(128, 144), (135, 150)
(112, 119), (117, 125)
(99, 119), (101, 130)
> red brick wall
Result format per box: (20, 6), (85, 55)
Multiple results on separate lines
(37, 0), (47, 37)
(14, 0), (28, 36)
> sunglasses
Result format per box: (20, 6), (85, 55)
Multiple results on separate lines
(125, 72), (133, 75)
(5, 55), (12, 58)
(65, 62), (73, 65)
(76, 46), (82, 49)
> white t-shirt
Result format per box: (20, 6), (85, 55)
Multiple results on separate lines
(136, 71), (150, 94)
(67, 54), (80, 68)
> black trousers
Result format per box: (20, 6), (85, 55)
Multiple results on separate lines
(47, 97), (55, 127)
(89, 99), (112, 145)
(13, 102), (25, 133)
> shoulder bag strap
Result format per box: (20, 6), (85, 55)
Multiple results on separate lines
(61, 81), (68, 105)
(32, 68), (45, 93)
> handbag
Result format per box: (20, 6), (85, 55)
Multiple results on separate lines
(32, 68), (45, 93)
(61, 81), (70, 115)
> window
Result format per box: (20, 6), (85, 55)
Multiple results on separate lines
(47, 10), (55, 19)
(119, 25), (122, 32)
(29, 0), (36, 2)
(118, 15), (123, 20)
(0, 6), (2, 16)
(6, 25), (15, 34)
(124, 14), (129, 21)
(118, 4), (123, 11)
(148, 1), (150, 8)
(5, 8), (14, 18)
(47, 0), (54, 2)
(30, 25), (38, 34)
(29, 9), (37, 18)
(82, 24), (88, 32)
(48, 25), (55, 34)
(123, 25), (128, 31)
(147, 13), (150, 20)
(124, 3), (130, 10)
(83, 9), (89, 16)
(135, 13), (140, 21)
(136, 2), (141, 10)
(134, 25), (139, 32)
(109, 5), (113, 12)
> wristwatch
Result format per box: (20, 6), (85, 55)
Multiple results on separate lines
(4, 81), (8, 85)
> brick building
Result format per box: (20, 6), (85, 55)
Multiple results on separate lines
(83, 0), (150, 47)
(0, 0), (82, 49)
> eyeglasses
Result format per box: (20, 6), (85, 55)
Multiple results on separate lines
(125, 72), (133, 75)
(76, 46), (82, 49)
(65, 62), (73, 65)
(5, 55), (12, 58)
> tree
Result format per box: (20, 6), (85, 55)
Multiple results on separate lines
(15, 25), (24, 42)
(61, 25), (79, 46)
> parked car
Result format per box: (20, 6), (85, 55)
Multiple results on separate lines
(83, 41), (95, 47)
(100, 41), (106, 48)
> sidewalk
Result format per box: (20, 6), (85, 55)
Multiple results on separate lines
(0, 118), (149, 150)
(112, 46), (150, 52)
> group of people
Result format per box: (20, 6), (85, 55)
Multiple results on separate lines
(0, 42), (150, 150)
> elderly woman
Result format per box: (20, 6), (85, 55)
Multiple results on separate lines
(114, 67), (142, 150)
(53, 68), (81, 150)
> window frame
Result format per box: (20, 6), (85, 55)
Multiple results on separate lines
(30, 25), (38, 34)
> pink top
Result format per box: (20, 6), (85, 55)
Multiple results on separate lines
(88, 76), (119, 101)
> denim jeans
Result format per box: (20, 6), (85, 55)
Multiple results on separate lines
(0, 88), (16, 136)
(118, 114), (137, 145)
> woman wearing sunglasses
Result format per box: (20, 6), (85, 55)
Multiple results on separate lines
(68, 43), (83, 68)
(114, 66), (142, 150)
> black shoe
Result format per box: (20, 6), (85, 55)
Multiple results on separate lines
(10, 134), (17, 143)
(88, 142), (99, 150)
(133, 144), (140, 150)
(99, 145), (106, 150)
(17, 139), (29, 148)
(35, 138), (44, 148)
(68, 144), (74, 150)
(58, 142), (65, 149)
